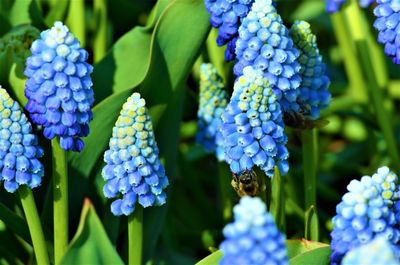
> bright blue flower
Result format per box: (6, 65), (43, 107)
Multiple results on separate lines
(24, 21), (94, 152)
(196, 64), (229, 161)
(220, 66), (289, 177)
(374, 0), (400, 64)
(325, 0), (375, 13)
(290, 21), (331, 119)
(102, 93), (169, 216)
(234, 0), (302, 113)
(0, 87), (44, 193)
(220, 196), (288, 265)
(330, 167), (400, 265)
(204, 0), (255, 61)
(341, 236), (400, 265)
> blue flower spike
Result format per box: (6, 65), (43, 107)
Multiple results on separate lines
(341, 236), (400, 265)
(102, 93), (169, 216)
(221, 66), (289, 177)
(204, 0), (255, 61)
(220, 196), (288, 265)
(0, 87), (44, 193)
(374, 0), (400, 64)
(24, 21), (94, 152)
(325, 0), (375, 13)
(330, 166), (400, 265)
(235, 0), (302, 113)
(290, 20), (331, 119)
(196, 63), (229, 161)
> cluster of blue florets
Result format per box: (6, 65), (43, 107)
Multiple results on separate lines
(220, 196), (288, 265)
(325, 0), (375, 13)
(290, 21), (331, 119)
(341, 236), (400, 265)
(196, 64), (229, 161)
(220, 66), (288, 176)
(0, 87), (44, 192)
(235, 0), (302, 113)
(204, 0), (255, 61)
(330, 167), (400, 265)
(373, 0), (400, 64)
(102, 93), (169, 216)
(24, 21), (94, 152)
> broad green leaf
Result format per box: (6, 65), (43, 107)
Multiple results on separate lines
(0, 202), (30, 244)
(0, 0), (44, 28)
(195, 250), (223, 265)
(290, 1), (325, 21)
(44, 0), (69, 27)
(289, 246), (331, 265)
(60, 199), (124, 265)
(287, 239), (329, 259)
(69, 0), (210, 179)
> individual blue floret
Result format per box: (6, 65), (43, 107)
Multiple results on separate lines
(325, 0), (375, 13)
(0, 87), (44, 192)
(220, 196), (288, 265)
(234, 0), (302, 113)
(373, 0), (400, 64)
(102, 93), (169, 216)
(204, 0), (255, 61)
(290, 21), (331, 119)
(220, 66), (289, 177)
(24, 21), (94, 152)
(341, 236), (400, 265)
(196, 64), (229, 161)
(330, 166), (400, 265)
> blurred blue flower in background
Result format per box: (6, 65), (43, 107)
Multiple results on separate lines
(221, 66), (288, 176)
(102, 93), (169, 216)
(234, 0), (302, 113)
(290, 20), (331, 120)
(325, 0), (374, 13)
(204, 0), (255, 61)
(196, 63), (229, 161)
(341, 236), (400, 265)
(220, 196), (288, 265)
(330, 166), (400, 265)
(24, 21), (94, 152)
(374, 0), (400, 64)
(0, 87), (44, 193)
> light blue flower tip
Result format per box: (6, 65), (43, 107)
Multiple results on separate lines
(0, 87), (44, 192)
(102, 92), (168, 216)
(24, 21), (94, 152)
(219, 196), (288, 265)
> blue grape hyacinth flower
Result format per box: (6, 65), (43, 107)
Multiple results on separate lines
(341, 236), (400, 265)
(102, 93), (169, 216)
(290, 21), (331, 119)
(220, 196), (288, 265)
(0, 87), (44, 193)
(373, 0), (400, 64)
(234, 0), (302, 113)
(325, 0), (375, 13)
(204, 0), (255, 61)
(330, 166), (400, 265)
(221, 66), (289, 177)
(24, 21), (94, 152)
(196, 63), (229, 161)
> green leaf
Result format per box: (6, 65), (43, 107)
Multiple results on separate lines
(0, 0), (44, 28)
(0, 202), (30, 244)
(289, 246), (331, 265)
(287, 239), (329, 259)
(195, 250), (223, 265)
(44, 0), (69, 27)
(304, 205), (319, 241)
(60, 199), (124, 265)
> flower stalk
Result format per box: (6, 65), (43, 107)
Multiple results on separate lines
(128, 206), (143, 265)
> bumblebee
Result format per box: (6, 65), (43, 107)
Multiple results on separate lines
(283, 111), (329, 130)
(231, 170), (260, 197)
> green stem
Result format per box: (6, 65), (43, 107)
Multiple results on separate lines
(128, 206), (143, 265)
(206, 28), (227, 82)
(19, 186), (50, 265)
(330, 12), (367, 103)
(302, 129), (319, 241)
(270, 167), (285, 232)
(346, 0), (400, 172)
(93, 0), (108, 63)
(52, 139), (68, 264)
(218, 163), (233, 221)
